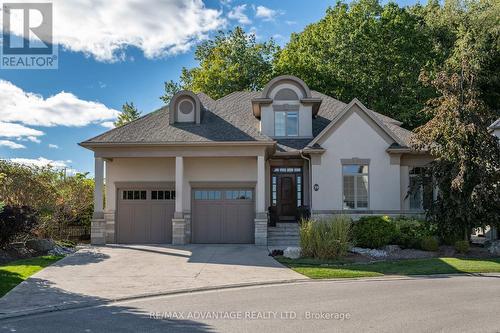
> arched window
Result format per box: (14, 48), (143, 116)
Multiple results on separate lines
(274, 88), (299, 101)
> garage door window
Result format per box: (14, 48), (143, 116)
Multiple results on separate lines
(226, 190), (252, 200)
(194, 190), (222, 200)
(122, 190), (147, 200)
(152, 190), (176, 200)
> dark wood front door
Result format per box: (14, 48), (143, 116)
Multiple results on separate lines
(277, 174), (297, 220)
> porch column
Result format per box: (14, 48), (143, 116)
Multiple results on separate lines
(91, 157), (106, 245)
(172, 156), (187, 244)
(254, 155), (268, 245)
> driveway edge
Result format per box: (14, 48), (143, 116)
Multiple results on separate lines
(0, 278), (308, 321)
(2, 272), (500, 320)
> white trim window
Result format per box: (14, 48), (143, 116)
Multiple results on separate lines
(275, 111), (298, 137)
(342, 164), (369, 209)
(408, 167), (432, 210)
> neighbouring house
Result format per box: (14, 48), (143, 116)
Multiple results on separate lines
(80, 75), (434, 246)
(490, 118), (500, 140)
(486, 118), (500, 240)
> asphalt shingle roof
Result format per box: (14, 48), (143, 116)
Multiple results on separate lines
(82, 90), (414, 152)
(490, 118), (500, 130)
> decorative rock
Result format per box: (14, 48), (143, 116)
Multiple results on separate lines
(383, 245), (401, 254)
(283, 247), (301, 259)
(488, 241), (500, 256)
(350, 247), (388, 258)
(25, 238), (55, 252)
(48, 245), (75, 256)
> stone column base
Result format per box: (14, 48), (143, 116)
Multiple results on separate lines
(91, 218), (106, 245)
(254, 212), (268, 245)
(172, 218), (187, 245)
(104, 210), (116, 243)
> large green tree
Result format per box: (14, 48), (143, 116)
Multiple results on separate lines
(412, 8), (500, 241)
(161, 27), (278, 102)
(274, 0), (438, 128)
(114, 102), (141, 127)
(415, 0), (500, 114)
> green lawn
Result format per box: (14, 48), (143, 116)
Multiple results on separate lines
(277, 257), (500, 279)
(0, 255), (63, 297)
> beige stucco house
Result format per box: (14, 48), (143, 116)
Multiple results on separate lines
(80, 75), (433, 246)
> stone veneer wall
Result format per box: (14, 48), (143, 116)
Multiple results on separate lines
(104, 210), (116, 243)
(254, 212), (268, 245)
(183, 211), (191, 243)
(90, 218), (106, 245)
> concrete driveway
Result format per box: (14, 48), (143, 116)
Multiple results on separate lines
(0, 245), (304, 318)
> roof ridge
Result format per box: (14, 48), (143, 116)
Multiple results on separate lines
(81, 106), (166, 143)
(312, 90), (402, 125)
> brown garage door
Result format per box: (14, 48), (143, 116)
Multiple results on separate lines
(117, 189), (175, 244)
(192, 188), (255, 244)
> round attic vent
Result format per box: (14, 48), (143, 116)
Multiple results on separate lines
(179, 99), (194, 114)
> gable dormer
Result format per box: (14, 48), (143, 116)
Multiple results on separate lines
(169, 90), (202, 125)
(252, 75), (322, 138)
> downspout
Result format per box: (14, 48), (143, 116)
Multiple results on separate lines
(300, 151), (313, 211)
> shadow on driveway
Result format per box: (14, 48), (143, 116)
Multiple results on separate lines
(0, 244), (303, 318)
(0, 282), (215, 333)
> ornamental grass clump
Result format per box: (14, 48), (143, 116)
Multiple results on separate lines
(300, 216), (352, 259)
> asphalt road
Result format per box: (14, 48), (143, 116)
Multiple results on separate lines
(1, 275), (499, 333)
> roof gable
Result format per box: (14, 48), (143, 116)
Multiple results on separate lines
(309, 98), (406, 147)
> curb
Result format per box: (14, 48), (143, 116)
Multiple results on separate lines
(0, 278), (308, 321)
(2, 272), (499, 320)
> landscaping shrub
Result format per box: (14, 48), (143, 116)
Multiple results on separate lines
(352, 216), (397, 249)
(0, 160), (94, 242)
(420, 236), (439, 252)
(440, 230), (464, 246)
(0, 205), (38, 247)
(300, 216), (351, 259)
(454, 240), (470, 254)
(392, 218), (434, 249)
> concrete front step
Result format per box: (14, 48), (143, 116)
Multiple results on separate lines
(268, 228), (299, 232)
(268, 232), (300, 236)
(273, 224), (299, 228)
(268, 238), (300, 242)
(268, 222), (300, 247)
(268, 242), (300, 247)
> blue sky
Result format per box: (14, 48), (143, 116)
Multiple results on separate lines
(0, 0), (421, 175)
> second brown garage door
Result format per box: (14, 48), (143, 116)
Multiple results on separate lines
(192, 188), (255, 244)
(117, 188), (175, 244)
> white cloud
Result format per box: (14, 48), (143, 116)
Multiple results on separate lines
(255, 5), (282, 21)
(0, 121), (44, 139)
(48, 144), (59, 149)
(9, 157), (69, 168)
(228, 4), (251, 25)
(9, 157), (79, 175)
(0, 0), (225, 62)
(0, 80), (119, 127)
(20, 136), (42, 144)
(100, 121), (116, 129)
(0, 140), (26, 149)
